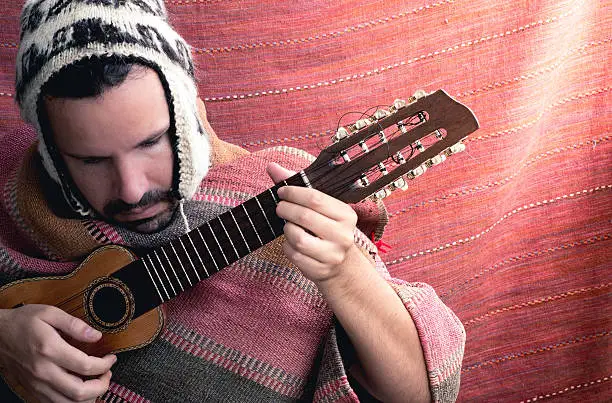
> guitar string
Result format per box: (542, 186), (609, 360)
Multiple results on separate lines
(53, 240), (204, 315)
(312, 124), (404, 196)
(317, 109), (428, 196)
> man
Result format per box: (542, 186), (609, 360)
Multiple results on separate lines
(0, 1), (465, 402)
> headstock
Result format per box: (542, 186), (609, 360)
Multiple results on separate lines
(304, 90), (479, 203)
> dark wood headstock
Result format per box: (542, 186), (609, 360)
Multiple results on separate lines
(304, 90), (479, 203)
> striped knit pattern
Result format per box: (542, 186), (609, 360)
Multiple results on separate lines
(1, 0), (609, 401)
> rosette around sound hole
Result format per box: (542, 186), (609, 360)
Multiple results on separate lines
(83, 277), (135, 333)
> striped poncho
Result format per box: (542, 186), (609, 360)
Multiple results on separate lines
(0, 107), (466, 402)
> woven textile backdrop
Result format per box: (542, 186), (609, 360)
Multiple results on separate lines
(1, 0), (610, 401)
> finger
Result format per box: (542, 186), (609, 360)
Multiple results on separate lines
(283, 222), (345, 266)
(277, 202), (354, 246)
(277, 201), (338, 239)
(282, 241), (330, 274)
(40, 306), (102, 343)
(47, 368), (112, 402)
(76, 370), (112, 402)
(27, 333), (115, 381)
(30, 379), (72, 403)
(277, 186), (357, 224)
(61, 353), (116, 378)
(33, 318), (117, 377)
(30, 374), (93, 403)
(266, 162), (296, 184)
(33, 363), (86, 401)
(51, 339), (117, 377)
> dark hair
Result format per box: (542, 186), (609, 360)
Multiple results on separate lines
(41, 54), (137, 98)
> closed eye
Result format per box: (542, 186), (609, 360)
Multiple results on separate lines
(140, 133), (164, 148)
(82, 157), (105, 165)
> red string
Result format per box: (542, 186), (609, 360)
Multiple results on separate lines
(370, 232), (392, 253)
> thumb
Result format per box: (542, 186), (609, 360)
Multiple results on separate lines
(266, 162), (296, 184)
(41, 306), (102, 343)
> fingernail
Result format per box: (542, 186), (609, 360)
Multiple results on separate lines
(86, 327), (101, 339)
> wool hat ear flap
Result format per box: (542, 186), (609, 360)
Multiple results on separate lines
(35, 91), (96, 216)
(15, 0), (210, 217)
(161, 70), (211, 200)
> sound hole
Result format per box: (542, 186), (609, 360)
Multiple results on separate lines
(92, 286), (126, 324)
(84, 277), (134, 333)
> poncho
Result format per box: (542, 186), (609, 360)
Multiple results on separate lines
(0, 104), (466, 402)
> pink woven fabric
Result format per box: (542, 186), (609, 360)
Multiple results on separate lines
(1, 0), (610, 401)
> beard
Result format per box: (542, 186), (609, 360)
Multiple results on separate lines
(103, 190), (179, 234)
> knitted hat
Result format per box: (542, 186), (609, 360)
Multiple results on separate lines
(15, 0), (210, 217)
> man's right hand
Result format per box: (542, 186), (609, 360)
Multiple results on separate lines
(0, 304), (117, 403)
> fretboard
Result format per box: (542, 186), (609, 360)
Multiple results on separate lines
(112, 172), (307, 318)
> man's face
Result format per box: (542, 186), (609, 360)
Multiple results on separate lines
(45, 67), (177, 233)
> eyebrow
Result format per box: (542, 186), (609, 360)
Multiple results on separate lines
(63, 127), (169, 160)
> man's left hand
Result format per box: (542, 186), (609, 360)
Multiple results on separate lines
(266, 162), (359, 284)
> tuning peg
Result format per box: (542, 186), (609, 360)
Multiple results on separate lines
(354, 118), (370, 130)
(413, 89), (428, 99)
(391, 176), (409, 191)
(394, 151), (406, 164)
(414, 140), (425, 152)
(426, 154), (447, 167)
(374, 188), (393, 199)
(359, 140), (369, 153)
(359, 174), (370, 187)
(377, 162), (388, 175)
(391, 99), (406, 112)
(407, 164), (427, 179)
(378, 130), (388, 143)
(445, 142), (466, 155)
(333, 127), (350, 143)
(373, 109), (390, 120)
(341, 151), (351, 162)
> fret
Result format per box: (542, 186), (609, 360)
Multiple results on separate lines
(147, 255), (171, 300)
(256, 189), (286, 237)
(268, 186), (284, 229)
(196, 227), (219, 272)
(154, 250), (177, 296)
(218, 211), (250, 257)
(169, 241), (194, 287)
(241, 204), (264, 248)
(268, 186), (288, 232)
(268, 188), (280, 204)
(142, 257), (166, 302)
(299, 170), (312, 188)
(185, 231), (211, 277)
(161, 246), (184, 292)
(111, 258), (166, 317)
(288, 174), (306, 187)
(255, 195), (277, 237)
(177, 237), (201, 282)
(241, 196), (278, 245)
(207, 222), (229, 266)
(217, 216), (240, 260)
(229, 209), (251, 253)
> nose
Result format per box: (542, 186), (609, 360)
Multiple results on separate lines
(114, 158), (148, 206)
